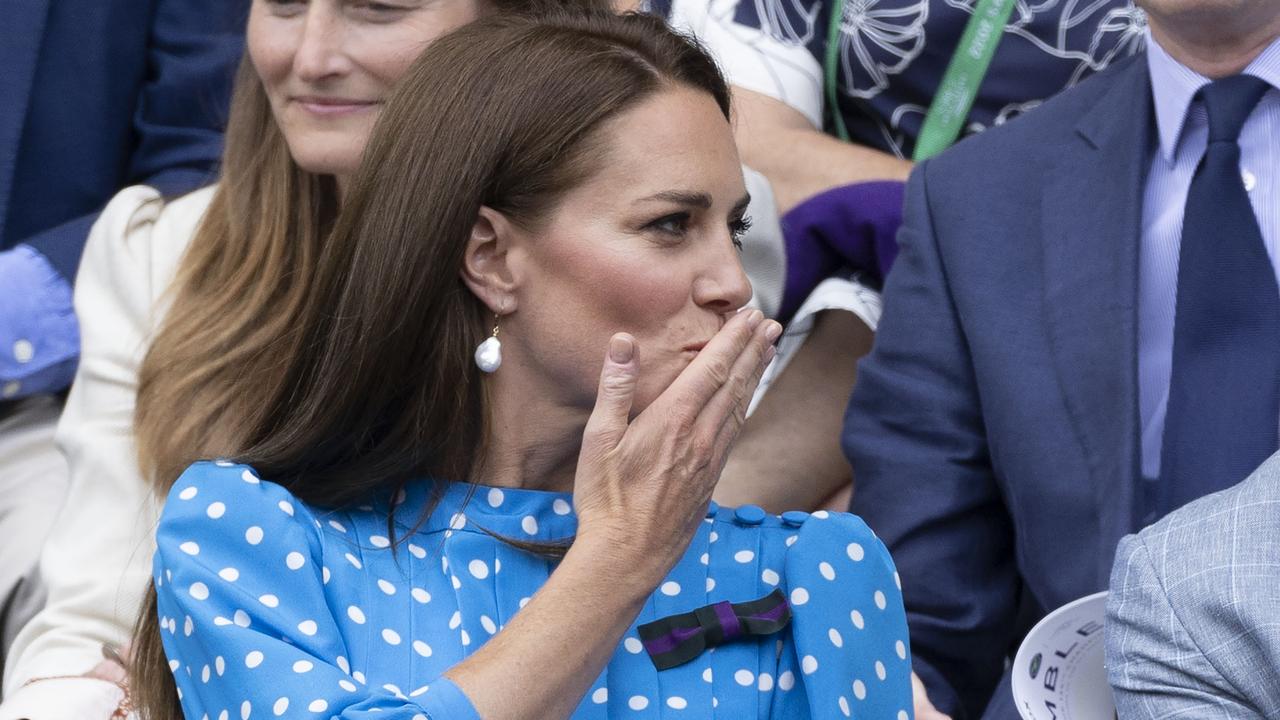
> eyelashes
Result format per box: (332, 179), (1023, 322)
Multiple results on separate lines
(646, 212), (753, 252)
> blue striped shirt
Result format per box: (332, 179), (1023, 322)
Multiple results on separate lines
(1140, 31), (1280, 479)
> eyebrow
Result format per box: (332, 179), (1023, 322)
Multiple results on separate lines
(637, 191), (753, 213)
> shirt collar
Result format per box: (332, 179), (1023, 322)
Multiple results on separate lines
(1146, 28), (1280, 162)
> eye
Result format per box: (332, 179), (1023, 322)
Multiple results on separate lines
(729, 215), (753, 251)
(265, 0), (307, 15)
(646, 212), (691, 239)
(352, 0), (410, 18)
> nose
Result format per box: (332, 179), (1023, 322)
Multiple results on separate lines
(294, 3), (352, 83)
(692, 242), (754, 314)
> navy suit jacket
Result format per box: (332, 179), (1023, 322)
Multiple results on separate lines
(0, 0), (244, 282)
(844, 53), (1154, 719)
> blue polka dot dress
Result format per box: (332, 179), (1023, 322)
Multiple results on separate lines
(153, 461), (914, 719)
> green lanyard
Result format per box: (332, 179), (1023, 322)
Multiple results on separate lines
(824, 0), (1019, 161)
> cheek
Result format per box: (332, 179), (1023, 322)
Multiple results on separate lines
(246, 17), (291, 97)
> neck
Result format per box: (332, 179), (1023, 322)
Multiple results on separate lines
(472, 358), (587, 494)
(1146, 8), (1280, 78)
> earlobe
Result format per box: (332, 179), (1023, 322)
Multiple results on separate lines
(460, 205), (520, 316)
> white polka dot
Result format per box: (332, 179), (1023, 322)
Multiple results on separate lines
(409, 543), (426, 559)
(661, 581), (681, 596)
(293, 660), (313, 673)
(241, 701), (251, 720)
(521, 516), (538, 535)
(308, 700), (328, 712)
(709, 531), (719, 543)
(412, 588), (430, 604)
(468, 559), (489, 579)
(277, 501), (294, 516)
(851, 610), (865, 629)
(734, 669), (754, 686)
(553, 498), (571, 515)
(189, 583), (209, 600)
(802, 655), (818, 674)
(378, 579), (396, 595)
(234, 610), (250, 628)
(628, 696), (649, 710)
(241, 469), (260, 484)
(706, 578), (716, 592)
(206, 502), (226, 519)
(382, 628), (401, 645)
(246, 651), (264, 668)
(839, 696), (851, 716)
(297, 620), (318, 636)
(591, 688), (608, 704)
(168, 659), (180, 672)
(448, 611), (462, 629)
(899, 711), (910, 720)
(352, 671), (366, 684)
(830, 628), (848, 650)
(339, 679), (357, 692)
(449, 513), (466, 529)
(519, 597), (530, 609)
(853, 680), (867, 700)
(487, 488), (505, 507)
(734, 550), (755, 563)
(201, 665), (210, 683)
(218, 567), (240, 581)
(700, 553), (709, 565)
(847, 543), (865, 561)
(345, 553), (362, 569)
(875, 590), (887, 610)
(213, 616), (232, 626)
(460, 630), (471, 646)
(180, 542), (200, 555)
(786, 535), (798, 547)
(328, 520), (347, 533)
(875, 661), (887, 680)
(322, 567), (331, 583)
(413, 640), (433, 657)
(624, 637), (643, 654)
(702, 667), (713, 683)
(667, 696), (688, 709)
(335, 655), (350, 674)
(762, 569), (780, 585)
(790, 588), (809, 605)
(895, 571), (902, 590)
(272, 697), (288, 716)
(451, 574), (461, 589)
(286, 552), (305, 570)
(215, 656), (226, 676)
(347, 606), (366, 624)
(370, 535), (390, 548)
(245, 526), (264, 545)
(819, 562), (836, 580)
(480, 615), (497, 634)
(219, 709), (229, 720)
(184, 616), (194, 636)
(778, 670), (796, 690)
(179, 487), (198, 500)
(758, 673), (774, 691)
(812, 510), (830, 519)
(896, 640), (907, 659)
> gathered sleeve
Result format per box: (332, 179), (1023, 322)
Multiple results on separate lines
(784, 512), (913, 719)
(154, 461), (480, 719)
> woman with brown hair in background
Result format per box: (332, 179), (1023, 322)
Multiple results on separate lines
(133, 11), (913, 719)
(0, 2), (603, 717)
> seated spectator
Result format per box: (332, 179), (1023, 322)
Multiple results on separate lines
(662, 0), (1146, 514)
(842, 0), (1280, 716)
(1107, 451), (1280, 718)
(0, 0), (604, 717)
(0, 0), (242, 698)
(130, 12), (913, 719)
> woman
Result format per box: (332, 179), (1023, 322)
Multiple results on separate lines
(136, 11), (913, 719)
(0, 1), (603, 716)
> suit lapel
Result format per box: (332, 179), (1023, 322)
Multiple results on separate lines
(0, 0), (52, 242)
(1041, 55), (1153, 579)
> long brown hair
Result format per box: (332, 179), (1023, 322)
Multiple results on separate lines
(131, 10), (729, 719)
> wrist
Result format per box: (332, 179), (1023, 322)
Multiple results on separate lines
(564, 530), (671, 599)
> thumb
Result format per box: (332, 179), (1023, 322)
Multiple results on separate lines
(582, 333), (638, 453)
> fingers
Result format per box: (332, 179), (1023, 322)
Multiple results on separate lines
(707, 322), (779, 459)
(658, 309), (764, 420)
(912, 672), (953, 720)
(580, 334), (639, 454)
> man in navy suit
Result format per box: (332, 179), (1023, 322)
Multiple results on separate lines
(843, 0), (1280, 716)
(0, 0), (243, 685)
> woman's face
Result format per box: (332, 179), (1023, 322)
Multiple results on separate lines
(248, 0), (481, 177)
(505, 86), (754, 414)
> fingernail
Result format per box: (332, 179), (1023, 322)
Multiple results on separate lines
(748, 309), (764, 327)
(609, 334), (634, 364)
(765, 320), (782, 342)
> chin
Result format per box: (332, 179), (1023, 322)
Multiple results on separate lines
(284, 138), (364, 179)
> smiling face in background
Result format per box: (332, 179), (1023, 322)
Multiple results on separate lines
(501, 85), (754, 414)
(248, 0), (481, 177)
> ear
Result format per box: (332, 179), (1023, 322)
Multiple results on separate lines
(460, 206), (521, 315)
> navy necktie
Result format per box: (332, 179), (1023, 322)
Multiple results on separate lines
(1157, 75), (1280, 520)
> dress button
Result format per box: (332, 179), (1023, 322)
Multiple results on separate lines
(1242, 169), (1257, 192)
(780, 511), (809, 527)
(734, 505), (766, 525)
(13, 339), (34, 364)
(1, 381), (19, 399)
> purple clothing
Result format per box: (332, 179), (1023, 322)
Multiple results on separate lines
(779, 180), (904, 321)
(0, 245), (77, 398)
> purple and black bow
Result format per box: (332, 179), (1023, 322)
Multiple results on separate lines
(637, 588), (792, 670)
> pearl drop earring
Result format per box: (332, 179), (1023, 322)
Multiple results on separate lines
(474, 317), (502, 373)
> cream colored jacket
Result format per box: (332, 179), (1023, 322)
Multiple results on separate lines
(0, 186), (214, 719)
